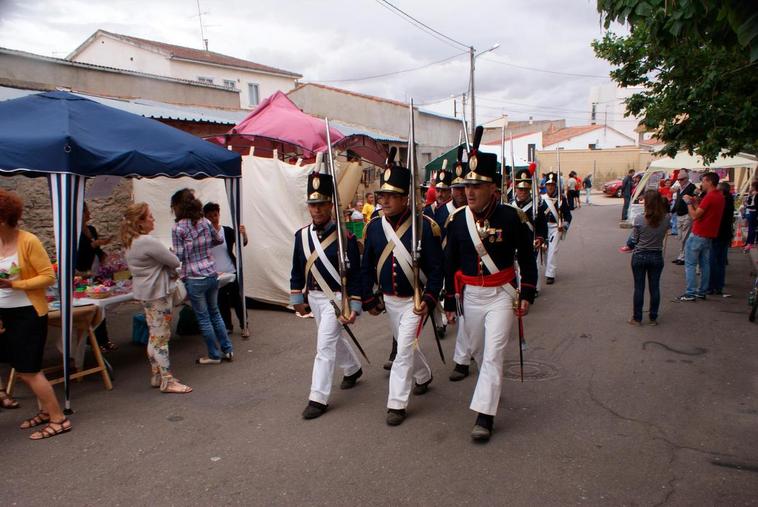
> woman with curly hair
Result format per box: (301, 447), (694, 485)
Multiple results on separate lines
(0, 189), (71, 439)
(122, 202), (191, 393)
(629, 189), (670, 325)
(171, 190), (232, 365)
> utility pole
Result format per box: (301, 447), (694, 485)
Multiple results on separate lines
(469, 46), (476, 139)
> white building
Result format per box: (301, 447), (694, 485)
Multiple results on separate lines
(67, 30), (301, 109)
(479, 130), (543, 166)
(588, 83), (645, 143)
(542, 124), (636, 151)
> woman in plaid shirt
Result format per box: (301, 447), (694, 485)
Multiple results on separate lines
(171, 192), (234, 365)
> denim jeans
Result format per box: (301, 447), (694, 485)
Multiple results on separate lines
(631, 250), (664, 321)
(185, 275), (233, 359)
(747, 211), (757, 246)
(708, 238), (729, 292)
(670, 213), (678, 235)
(585, 188), (591, 204)
(684, 234), (711, 297)
(622, 195), (631, 220)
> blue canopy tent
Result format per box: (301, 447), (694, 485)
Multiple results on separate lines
(0, 91), (243, 412)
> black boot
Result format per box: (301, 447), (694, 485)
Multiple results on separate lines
(302, 401), (327, 420)
(383, 337), (398, 371)
(448, 363), (470, 382)
(340, 368), (363, 390)
(412, 376), (433, 395)
(471, 413), (494, 442)
(386, 408), (407, 426)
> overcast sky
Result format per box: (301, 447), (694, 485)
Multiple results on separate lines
(0, 0), (623, 125)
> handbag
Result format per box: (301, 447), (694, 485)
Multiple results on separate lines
(171, 278), (187, 307)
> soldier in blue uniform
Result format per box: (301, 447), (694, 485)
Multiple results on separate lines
(361, 156), (444, 426)
(443, 126), (538, 442)
(541, 172), (572, 285)
(290, 171), (363, 420)
(513, 168), (547, 296)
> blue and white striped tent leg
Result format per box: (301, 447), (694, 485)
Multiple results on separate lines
(224, 177), (247, 333)
(48, 173), (85, 413)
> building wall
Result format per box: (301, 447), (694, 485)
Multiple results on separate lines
(288, 86), (460, 160)
(545, 128), (636, 151)
(536, 147), (654, 184)
(480, 131), (543, 165)
(588, 83), (644, 142)
(72, 34), (298, 109)
(0, 50), (240, 109)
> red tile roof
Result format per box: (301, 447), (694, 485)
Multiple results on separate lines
(81, 30), (301, 78)
(542, 124), (603, 147)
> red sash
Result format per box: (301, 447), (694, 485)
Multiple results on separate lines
(454, 266), (516, 295)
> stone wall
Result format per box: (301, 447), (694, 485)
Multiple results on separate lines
(0, 176), (133, 258)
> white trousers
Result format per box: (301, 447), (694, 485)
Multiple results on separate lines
(545, 223), (561, 278)
(308, 291), (361, 405)
(453, 315), (471, 366)
(384, 295), (433, 410)
(462, 285), (514, 416)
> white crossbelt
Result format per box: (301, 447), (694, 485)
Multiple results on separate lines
(381, 216), (427, 285)
(544, 196), (560, 223)
(301, 226), (339, 301)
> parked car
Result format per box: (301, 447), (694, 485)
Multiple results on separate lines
(602, 179), (624, 197)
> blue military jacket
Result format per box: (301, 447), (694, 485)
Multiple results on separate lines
(539, 192), (572, 228)
(290, 221), (361, 300)
(444, 201), (538, 308)
(360, 208), (443, 310)
(514, 198), (548, 241)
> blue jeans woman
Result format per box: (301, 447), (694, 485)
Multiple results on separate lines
(631, 251), (664, 323)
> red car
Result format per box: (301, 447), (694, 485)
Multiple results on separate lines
(602, 172), (645, 197)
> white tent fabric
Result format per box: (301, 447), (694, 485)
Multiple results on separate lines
(649, 151), (757, 170)
(134, 154), (312, 305)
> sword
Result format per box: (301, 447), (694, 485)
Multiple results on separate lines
(515, 295), (526, 382)
(330, 301), (371, 364)
(414, 308), (446, 364)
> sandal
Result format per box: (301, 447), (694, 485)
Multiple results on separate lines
(99, 341), (119, 353)
(19, 411), (50, 429)
(0, 391), (20, 409)
(160, 376), (192, 394)
(150, 372), (161, 388)
(241, 327), (251, 339)
(29, 418), (72, 440)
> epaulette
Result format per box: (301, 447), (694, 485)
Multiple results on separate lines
(444, 205), (466, 228)
(505, 203), (529, 224)
(423, 214), (441, 237)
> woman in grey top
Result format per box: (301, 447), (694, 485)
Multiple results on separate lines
(630, 190), (670, 325)
(121, 203), (192, 393)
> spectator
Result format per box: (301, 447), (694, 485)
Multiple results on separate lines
(573, 172), (583, 209)
(203, 202), (250, 338)
(708, 182), (735, 295)
(658, 179), (673, 204)
(122, 202), (191, 393)
(679, 172), (725, 301)
(171, 191), (233, 364)
(77, 202), (117, 353)
(629, 190), (670, 325)
(0, 189), (70, 440)
(566, 171), (577, 210)
(671, 169), (696, 264)
(621, 169), (635, 221)
(583, 173), (593, 205)
(361, 192), (375, 219)
(743, 180), (758, 250)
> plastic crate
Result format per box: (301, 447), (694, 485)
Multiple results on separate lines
(345, 221), (364, 239)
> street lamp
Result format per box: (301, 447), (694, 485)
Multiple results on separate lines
(469, 42), (500, 137)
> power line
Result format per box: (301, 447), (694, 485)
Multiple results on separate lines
(476, 96), (631, 117)
(481, 56), (611, 79)
(311, 52), (467, 84)
(373, 0), (470, 51)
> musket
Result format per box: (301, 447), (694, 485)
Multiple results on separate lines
(509, 131), (516, 204)
(324, 118), (370, 364)
(517, 297), (526, 382)
(555, 148), (565, 238)
(500, 125), (506, 204)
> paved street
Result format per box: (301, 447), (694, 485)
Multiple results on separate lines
(2, 199), (757, 506)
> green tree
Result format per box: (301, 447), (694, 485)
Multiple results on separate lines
(593, 0), (758, 162)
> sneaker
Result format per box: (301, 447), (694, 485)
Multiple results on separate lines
(339, 368), (363, 390)
(628, 319), (642, 326)
(678, 294), (696, 302)
(196, 357), (222, 365)
(649, 319), (658, 326)
(412, 377), (432, 395)
(382, 360), (394, 371)
(386, 409), (407, 426)
(545, 277), (555, 285)
(672, 259), (685, 265)
(449, 363), (470, 382)
(694, 294), (706, 300)
(222, 351), (234, 362)
(302, 401), (327, 420)
(619, 246), (633, 253)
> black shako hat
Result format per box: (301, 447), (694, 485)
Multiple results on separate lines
(464, 126), (498, 184)
(306, 171), (335, 204)
(378, 147), (410, 195)
(515, 168), (532, 189)
(451, 145), (468, 187)
(434, 160), (453, 189)
(544, 171), (559, 185)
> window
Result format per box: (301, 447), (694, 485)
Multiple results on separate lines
(223, 79), (236, 89)
(197, 76), (214, 84)
(527, 143), (536, 161)
(591, 103), (597, 124)
(248, 83), (260, 106)
(588, 143), (597, 150)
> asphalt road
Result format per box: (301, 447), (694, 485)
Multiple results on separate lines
(2, 198), (757, 506)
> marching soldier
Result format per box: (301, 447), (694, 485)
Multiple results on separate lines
(361, 154), (444, 426)
(541, 172), (572, 285)
(444, 127), (537, 442)
(514, 168), (548, 294)
(431, 168), (455, 228)
(290, 171), (364, 420)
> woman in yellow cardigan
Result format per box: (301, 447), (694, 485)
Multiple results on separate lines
(0, 189), (71, 440)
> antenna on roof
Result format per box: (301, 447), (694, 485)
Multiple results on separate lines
(196, 0), (209, 50)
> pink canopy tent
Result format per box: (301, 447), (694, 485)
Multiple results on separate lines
(212, 91), (386, 165)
